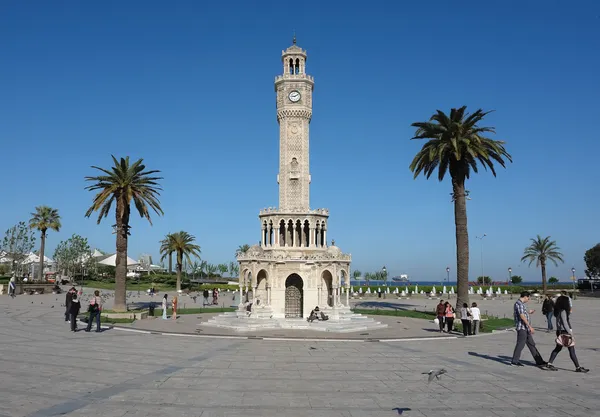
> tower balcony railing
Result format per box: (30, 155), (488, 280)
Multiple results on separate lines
(259, 207), (329, 216)
(275, 74), (314, 83)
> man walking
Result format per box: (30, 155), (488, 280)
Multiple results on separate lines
(542, 294), (554, 332)
(85, 290), (103, 333)
(436, 299), (445, 333)
(511, 291), (548, 367)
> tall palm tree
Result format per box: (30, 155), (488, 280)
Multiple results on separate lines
(168, 231), (201, 292)
(236, 244), (250, 256)
(85, 156), (163, 311)
(228, 261), (239, 279)
(29, 206), (61, 281)
(521, 235), (564, 294)
(159, 233), (175, 274)
(410, 106), (512, 309)
(352, 270), (362, 280)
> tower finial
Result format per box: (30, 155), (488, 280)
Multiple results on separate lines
(292, 31), (296, 45)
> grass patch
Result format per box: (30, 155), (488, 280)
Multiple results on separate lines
(156, 307), (236, 315)
(352, 308), (436, 320)
(101, 316), (136, 324)
(454, 317), (514, 333)
(79, 282), (175, 291)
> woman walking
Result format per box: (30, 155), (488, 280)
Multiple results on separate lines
(546, 295), (589, 373)
(444, 302), (455, 333)
(460, 303), (472, 336)
(162, 294), (168, 320)
(470, 302), (481, 335)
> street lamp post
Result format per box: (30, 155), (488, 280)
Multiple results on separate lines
(571, 267), (576, 293)
(382, 266), (387, 286)
(508, 267), (513, 299)
(446, 267), (450, 284)
(476, 234), (487, 283)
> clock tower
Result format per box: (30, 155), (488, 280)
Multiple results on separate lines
(274, 37), (314, 212)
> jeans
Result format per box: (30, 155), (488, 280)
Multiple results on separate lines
(437, 316), (445, 332)
(86, 310), (101, 332)
(70, 313), (78, 331)
(511, 329), (545, 365)
(472, 320), (480, 335)
(446, 318), (454, 333)
(546, 312), (554, 330)
(461, 319), (471, 336)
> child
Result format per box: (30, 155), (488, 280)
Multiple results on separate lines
(69, 294), (81, 332)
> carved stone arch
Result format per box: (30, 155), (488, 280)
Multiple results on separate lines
(320, 269), (334, 307)
(256, 269), (269, 305)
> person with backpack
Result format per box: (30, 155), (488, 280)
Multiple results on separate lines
(542, 294), (555, 332)
(546, 295), (589, 373)
(436, 300), (446, 332)
(85, 290), (103, 333)
(69, 294), (81, 332)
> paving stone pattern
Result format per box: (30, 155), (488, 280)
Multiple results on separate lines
(1, 292), (599, 417)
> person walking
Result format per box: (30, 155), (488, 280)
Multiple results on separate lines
(444, 302), (455, 333)
(8, 276), (16, 298)
(172, 296), (178, 320)
(64, 287), (75, 322)
(542, 294), (555, 332)
(460, 303), (472, 337)
(203, 289), (210, 306)
(470, 302), (481, 335)
(510, 291), (547, 367)
(436, 300), (446, 333)
(85, 290), (102, 333)
(162, 294), (168, 320)
(69, 294), (81, 332)
(546, 295), (589, 373)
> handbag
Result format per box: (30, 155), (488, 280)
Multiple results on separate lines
(556, 333), (574, 347)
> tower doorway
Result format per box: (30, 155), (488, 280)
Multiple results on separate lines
(285, 274), (304, 318)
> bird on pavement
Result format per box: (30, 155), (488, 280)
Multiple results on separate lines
(422, 369), (447, 383)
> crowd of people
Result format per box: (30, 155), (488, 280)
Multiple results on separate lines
(435, 299), (481, 336)
(64, 287), (103, 332)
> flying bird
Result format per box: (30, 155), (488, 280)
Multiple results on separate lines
(422, 368), (447, 383)
(392, 407), (411, 415)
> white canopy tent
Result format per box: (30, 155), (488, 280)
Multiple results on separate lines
(98, 254), (140, 267)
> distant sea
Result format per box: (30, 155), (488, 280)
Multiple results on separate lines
(349, 280), (544, 287)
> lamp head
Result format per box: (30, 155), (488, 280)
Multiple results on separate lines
(508, 267), (512, 273)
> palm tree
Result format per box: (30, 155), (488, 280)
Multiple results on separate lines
(217, 263), (228, 277)
(85, 156), (163, 311)
(521, 235), (564, 294)
(364, 272), (371, 286)
(236, 244), (250, 256)
(229, 261), (239, 279)
(352, 270), (361, 280)
(159, 233), (175, 274)
(29, 206), (61, 281)
(206, 263), (218, 279)
(165, 231), (201, 292)
(410, 106), (512, 309)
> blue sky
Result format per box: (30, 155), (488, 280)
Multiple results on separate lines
(1, 1), (599, 282)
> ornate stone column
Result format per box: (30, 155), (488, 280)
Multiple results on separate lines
(323, 228), (327, 248)
(309, 226), (316, 248)
(261, 225), (266, 248)
(346, 284), (350, 307)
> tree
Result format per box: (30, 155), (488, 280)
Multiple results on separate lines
(159, 233), (175, 274)
(521, 235), (564, 294)
(1, 222), (36, 277)
(364, 272), (371, 286)
(29, 206), (61, 281)
(206, 263), (218, 279)
(409, 106), (512, 309)
(162, 231), (200, 292)
(228, 261), (239, 278)
(85, 156), (163, 311)
(584, 243), (600, 278)
(236, 244), (250, 256)
(53, 234), (91, 279)
(548, 277), (559, 287)
(217, 263), (228, 277)
(352, 270), (361, 280)
(477, 276), (492, 285)
(510, 275), (523, 285)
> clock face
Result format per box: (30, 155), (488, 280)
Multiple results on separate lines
(288, 90), (301, 102)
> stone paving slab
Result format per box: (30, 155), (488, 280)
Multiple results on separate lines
(1, 293), (599, 417)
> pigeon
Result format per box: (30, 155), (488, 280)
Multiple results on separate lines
(422, 369), (447, 383)
(392, 408), (411, 415)
(309, 347), (317, 350)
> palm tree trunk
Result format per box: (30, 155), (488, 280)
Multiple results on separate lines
(452, 178), (470, 310)
(176, 251), (182, 292)
(114, 203), (129, 312)
(541, 261), (547, 294)
(168, 252), (173, 274)
(38, 231), (46, 282)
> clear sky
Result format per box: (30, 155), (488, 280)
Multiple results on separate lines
(1, 1), (599, 282)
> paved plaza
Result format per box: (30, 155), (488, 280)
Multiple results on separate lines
(1, 291), (599, 417)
